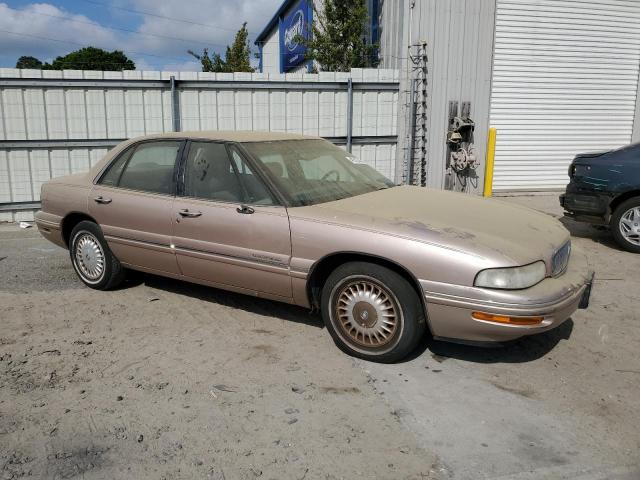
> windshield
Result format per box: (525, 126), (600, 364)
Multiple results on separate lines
(241, 139), (395, 206)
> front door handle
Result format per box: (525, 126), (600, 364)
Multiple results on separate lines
(178, 209), (202, 218)
(236, 205), (255, 215)
(93, 196), (112, 204)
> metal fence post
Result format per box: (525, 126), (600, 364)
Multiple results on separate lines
(170, 75), (181, 132)
(346, 78), (353, 153)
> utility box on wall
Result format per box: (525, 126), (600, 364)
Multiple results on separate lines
(445, 101), (479, 193)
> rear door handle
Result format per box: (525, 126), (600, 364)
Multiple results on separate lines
(178, 209), (202, 218)
(236, 205), (255, 215)
(93, 196), (112, 204)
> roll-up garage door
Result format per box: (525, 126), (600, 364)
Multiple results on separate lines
(489, 0), (640, 190)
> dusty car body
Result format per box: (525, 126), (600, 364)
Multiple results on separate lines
(36, 131), (594, 362)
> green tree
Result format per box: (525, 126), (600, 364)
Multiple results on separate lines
(189, 23), (254, 73)
(16, 56), (43, 69)
(42, 47), (135, 71)
(299, 0), (378, 71)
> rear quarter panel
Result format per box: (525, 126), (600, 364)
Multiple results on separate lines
(36, 174), (92, 247)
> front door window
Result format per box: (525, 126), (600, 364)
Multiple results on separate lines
(183, 142), (274, 205)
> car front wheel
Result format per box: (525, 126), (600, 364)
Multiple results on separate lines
(611, 198), (640, 253)
(321, 262), (426, 363)
(69, 220), (126, 289)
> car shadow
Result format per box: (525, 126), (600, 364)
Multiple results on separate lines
(118, 271), (573, 363)
(123, 270), (324, 330)
(558, 216), (624, 251)
(404, 318), (574, 364)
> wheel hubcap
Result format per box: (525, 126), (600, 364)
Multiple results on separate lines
(335, 279), (400, 348)
(74, 233), (105, 281)
(619, 207), (640, 246)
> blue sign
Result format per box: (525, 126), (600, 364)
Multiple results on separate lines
(279, 0), (309, 72)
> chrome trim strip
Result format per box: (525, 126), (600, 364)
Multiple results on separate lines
(119, 262), (296, 304)
(174, 245), (290, 274)
(423, 285), (586, 316)
(105, 233), (291, 272)
(289, 270), (308, 280)
(35, 218), (61, 229)
(104, 235), (172, 252)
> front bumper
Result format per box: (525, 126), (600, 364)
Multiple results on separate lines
(420, 248), (594, 343)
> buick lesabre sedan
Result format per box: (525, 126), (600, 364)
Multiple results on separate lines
(36, 132), (594, 362)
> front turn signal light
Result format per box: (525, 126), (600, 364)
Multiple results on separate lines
(471, 312), (544, 326)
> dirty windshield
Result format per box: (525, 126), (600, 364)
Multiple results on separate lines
(241, 139), (395, 206)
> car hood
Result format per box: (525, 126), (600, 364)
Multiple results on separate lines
(290, 186), (569, 266)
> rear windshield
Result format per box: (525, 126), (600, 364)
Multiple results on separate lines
(241, 139), (395, 207)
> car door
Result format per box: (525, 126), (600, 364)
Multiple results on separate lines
(89, 140), (183, 275)
(171, 140), (292, 299)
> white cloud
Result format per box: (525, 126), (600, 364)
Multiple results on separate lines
(161, 60), (203, 72)
(0, 2), (120, 63)
(0, 0), (281, 70)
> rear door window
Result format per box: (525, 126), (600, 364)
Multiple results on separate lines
(113, 141), (181, 195)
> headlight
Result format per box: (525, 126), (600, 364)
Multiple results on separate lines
(474, 261), (546, 290)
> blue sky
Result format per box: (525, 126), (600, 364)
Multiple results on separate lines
(0, 0), (281, 71)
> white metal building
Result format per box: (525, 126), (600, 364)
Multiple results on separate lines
(378, 0), (640, 192)
(259, 0), (640, 191)
(489, 0), (640, 190)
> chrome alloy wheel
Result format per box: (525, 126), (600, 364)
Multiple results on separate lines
(619, 206), (640, 246)
(73, 232), (105, 283)
(333, 276), (402, 349)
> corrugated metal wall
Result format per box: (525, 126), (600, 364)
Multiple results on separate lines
(490, 0), (640, 191)
(378, 0), (408, 71)
(0, 68), (399, 221)
(382, 0), (496, 192)
(260, 28), (280, 74)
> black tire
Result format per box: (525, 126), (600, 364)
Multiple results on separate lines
(321, 262), (426, 363)
(69, 220), (126, 289)
(610, 197), (640, 254)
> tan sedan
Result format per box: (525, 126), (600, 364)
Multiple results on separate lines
(35, 131), (594, 362)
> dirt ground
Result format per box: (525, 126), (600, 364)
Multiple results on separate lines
(1, 193), (639, 480)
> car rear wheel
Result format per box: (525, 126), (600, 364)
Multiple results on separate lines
(321, 262), (426, 363)
(69, 220), (126, 289)
(611, 198), (640, 253)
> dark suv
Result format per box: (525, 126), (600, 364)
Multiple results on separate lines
(560, 142), (640, 253)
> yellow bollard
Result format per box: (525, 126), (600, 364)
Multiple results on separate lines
(483, 127), (497, 197)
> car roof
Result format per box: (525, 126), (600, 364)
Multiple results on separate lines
(88, 130), (325, 181)
(129, 130), (322, 143)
